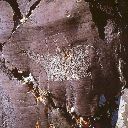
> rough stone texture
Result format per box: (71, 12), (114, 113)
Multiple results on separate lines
(116, 89), (128, 128)
(88, 0), (128, 127)
(1, 1), (99, 127)
(0, 1), (13, 43)
(0, 0), (128, 128)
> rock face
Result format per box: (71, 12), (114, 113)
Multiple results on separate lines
(0, 0), (128, 128)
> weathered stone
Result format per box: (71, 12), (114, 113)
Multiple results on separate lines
(0, 0), (128, 127)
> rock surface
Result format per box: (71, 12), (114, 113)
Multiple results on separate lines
(0, 0), (128, 128)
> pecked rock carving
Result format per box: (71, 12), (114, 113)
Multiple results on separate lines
(0, 0), (128, 128)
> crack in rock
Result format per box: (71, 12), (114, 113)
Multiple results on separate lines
(1, 0), (42, 51)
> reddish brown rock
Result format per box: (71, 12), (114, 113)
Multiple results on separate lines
(1, 0), (128, 128)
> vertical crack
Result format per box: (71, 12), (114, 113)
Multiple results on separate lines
(10, 0), (42, 36)
(26, 0), (42, 18)
(1, 0), (42, 51)
(4, 0), (23, 34)
(0, 0), (22, 51)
